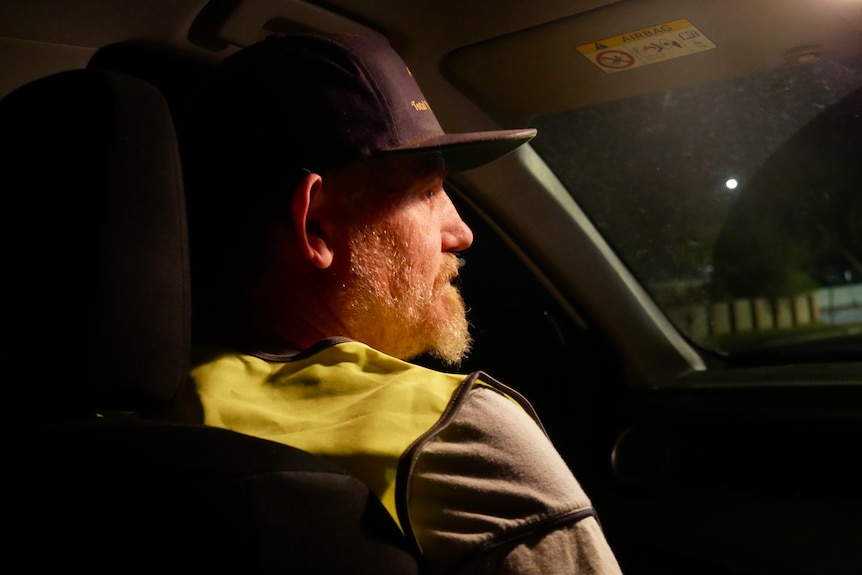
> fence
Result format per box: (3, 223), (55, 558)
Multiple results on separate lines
(663, 284), (862, 341)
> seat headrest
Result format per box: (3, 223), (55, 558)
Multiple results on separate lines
(0, 69), (190, 417)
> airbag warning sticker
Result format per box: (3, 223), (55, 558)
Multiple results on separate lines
(577, 19), (716, 73)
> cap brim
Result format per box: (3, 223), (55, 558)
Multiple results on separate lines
(386, 128), (537, 172)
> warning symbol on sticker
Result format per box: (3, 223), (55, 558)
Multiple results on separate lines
(577, 19), (716, 74)
(595, 50), (636, 69)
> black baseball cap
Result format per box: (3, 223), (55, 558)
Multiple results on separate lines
(182, 32), (536, 190)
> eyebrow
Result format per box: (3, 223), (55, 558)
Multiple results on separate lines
(404, 153), (447, 188)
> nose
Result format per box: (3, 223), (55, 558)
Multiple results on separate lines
(441, 194), (473, 252)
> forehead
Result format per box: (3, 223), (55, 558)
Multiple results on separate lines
(365, 152), (446, 191)
(327, 152), (446, 204)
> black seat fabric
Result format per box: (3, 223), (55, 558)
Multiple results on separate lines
(0, 69), (189, 416)
(1, 69), (418, 574)
(9, 419), (417, 573)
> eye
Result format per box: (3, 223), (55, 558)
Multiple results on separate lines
(425, 188), (436, 199)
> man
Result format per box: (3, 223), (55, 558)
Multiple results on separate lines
(180, 33), (621, 574)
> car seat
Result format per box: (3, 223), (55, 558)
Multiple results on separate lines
(0, 68), (418, 574)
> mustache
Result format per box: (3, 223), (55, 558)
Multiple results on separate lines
(437, 254), (462, 289)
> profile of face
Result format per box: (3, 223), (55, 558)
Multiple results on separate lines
(329, 154), (475, 365)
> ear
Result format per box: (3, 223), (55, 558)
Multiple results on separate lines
(292, 171), (334, 269)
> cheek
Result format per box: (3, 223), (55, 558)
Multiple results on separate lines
(350, 207), (443, 283)
(403, 228), (441, 281)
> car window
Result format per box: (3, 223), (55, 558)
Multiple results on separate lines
(530, 53), (862, 359)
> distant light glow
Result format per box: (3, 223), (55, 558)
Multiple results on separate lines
(725, 178), (738, 190)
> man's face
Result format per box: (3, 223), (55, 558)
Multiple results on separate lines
(329, 154), (474, 365)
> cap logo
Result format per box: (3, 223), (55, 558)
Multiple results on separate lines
(411, 99), (431, 112)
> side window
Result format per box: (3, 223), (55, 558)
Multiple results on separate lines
(531, 59), (862, 360)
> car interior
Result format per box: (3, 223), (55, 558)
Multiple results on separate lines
(2, 1), (860, 574)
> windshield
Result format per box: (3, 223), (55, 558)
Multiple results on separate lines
(531, 55), (862, 357)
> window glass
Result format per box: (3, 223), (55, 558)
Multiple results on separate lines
(531, 56), (862, 357)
